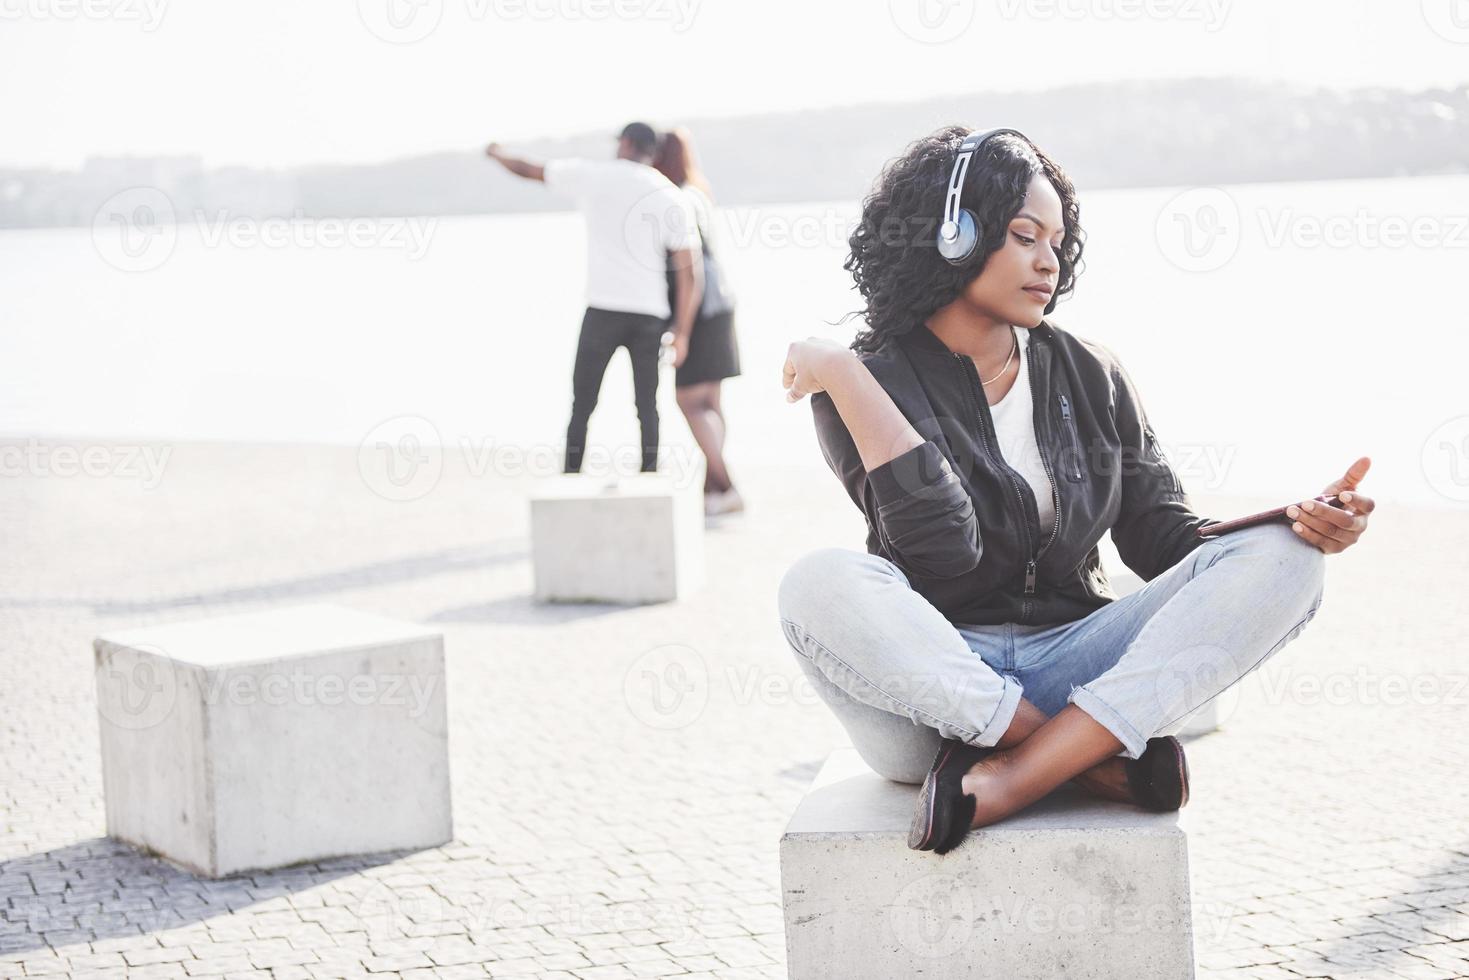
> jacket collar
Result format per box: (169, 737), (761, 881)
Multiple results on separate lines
(898, 318), (1055, 357)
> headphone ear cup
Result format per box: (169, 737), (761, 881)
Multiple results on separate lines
(938, 208), (979, 264)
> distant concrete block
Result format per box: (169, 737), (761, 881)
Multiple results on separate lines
(94, 604), (451, 878)
(529, 473), (704, 603)
(781, 749), (1196, 979)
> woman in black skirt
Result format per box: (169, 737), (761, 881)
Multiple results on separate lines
(654, 128), (745, 517)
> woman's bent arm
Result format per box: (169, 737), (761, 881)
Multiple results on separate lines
(819, 356), (926, 472)
(809, 357), (984, 578)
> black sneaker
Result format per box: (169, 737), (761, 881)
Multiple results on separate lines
(1124, 735), (1190, 811)
(907, 738), (994, 854)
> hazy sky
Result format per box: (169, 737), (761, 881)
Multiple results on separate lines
(4, 0), (1468, 170)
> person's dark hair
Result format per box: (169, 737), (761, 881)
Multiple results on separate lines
(618, 121), (659, 157)
(841, 125), (1085, 354)
(652, 127), (713, 199)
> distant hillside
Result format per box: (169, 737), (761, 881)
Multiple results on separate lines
(3, 77), (1466, 229)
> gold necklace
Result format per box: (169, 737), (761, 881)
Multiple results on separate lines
(979, 330), (1019, 386)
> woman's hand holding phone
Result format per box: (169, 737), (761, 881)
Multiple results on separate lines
(1200, 457), (1375, 555)
(1288, 457), (1375, 554)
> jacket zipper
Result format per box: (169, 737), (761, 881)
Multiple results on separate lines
(1145, 421), (1183, 494)
(1059, 393), (1082, 481)
(953, 350), (1049, 603)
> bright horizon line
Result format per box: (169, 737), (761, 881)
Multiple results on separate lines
(5, 71), (1467, 175)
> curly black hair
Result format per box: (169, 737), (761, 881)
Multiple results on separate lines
(840, 125), (1086, 354)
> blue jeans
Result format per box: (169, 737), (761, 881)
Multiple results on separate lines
(776, 522), (1326, 781)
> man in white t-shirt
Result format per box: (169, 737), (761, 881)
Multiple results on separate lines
(486, 122), (704, 474)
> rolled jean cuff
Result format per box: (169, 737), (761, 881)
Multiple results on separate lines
(969, 674), (1024, 749)
(1068, 685), (1148, 760)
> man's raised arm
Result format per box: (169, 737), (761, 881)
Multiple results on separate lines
(485, 143), (544, 182)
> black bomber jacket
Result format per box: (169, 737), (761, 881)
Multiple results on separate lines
(810, 318), (1221, 627)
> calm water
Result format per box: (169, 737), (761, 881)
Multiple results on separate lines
(3, 175), (1467, 507)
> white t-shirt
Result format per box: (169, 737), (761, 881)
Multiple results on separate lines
(988, 325), (1057, 535)
(543, 158), (701, 319)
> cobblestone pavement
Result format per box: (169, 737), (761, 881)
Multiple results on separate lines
(2, 441), (1467, 979)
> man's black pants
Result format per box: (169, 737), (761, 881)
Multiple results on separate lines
(564, 306), (664, 474)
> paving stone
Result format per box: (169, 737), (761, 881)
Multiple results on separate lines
(2, 446), (1466, 978)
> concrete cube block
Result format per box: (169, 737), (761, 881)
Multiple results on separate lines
(94, 604), (451, 877)
(529, 473), (704, 603)
(781, 749), (1196, 979)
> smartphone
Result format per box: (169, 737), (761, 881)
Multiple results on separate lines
(1196, 494), (1347, 539)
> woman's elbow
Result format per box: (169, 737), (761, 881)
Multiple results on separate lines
(888, 521), (984, 579)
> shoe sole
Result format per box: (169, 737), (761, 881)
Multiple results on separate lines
(907, 743), (955, 850)
(1172, 736), (1190, 808)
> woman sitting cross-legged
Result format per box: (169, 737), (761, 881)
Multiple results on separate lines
(776, 126), (1374, 855)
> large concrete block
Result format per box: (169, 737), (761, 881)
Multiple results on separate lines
(529, 473), (704, 603)
(781, 749), (1195, 979)
(94, 604), (451, 878)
